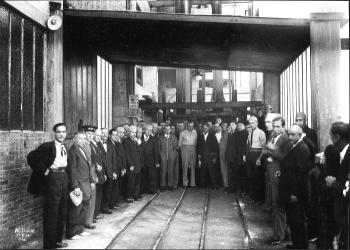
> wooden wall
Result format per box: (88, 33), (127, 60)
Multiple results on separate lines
(63, 46), (97, 134)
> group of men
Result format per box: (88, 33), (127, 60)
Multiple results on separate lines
(26, 106), (349, 249)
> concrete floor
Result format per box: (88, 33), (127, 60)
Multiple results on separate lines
(17, 188), (310, 249)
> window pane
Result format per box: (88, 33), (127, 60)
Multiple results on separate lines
(10, 13), (22, 130)
(34, 28), (43, 130)
(0, 6), (9, 129)
(23, 20), (33, 130)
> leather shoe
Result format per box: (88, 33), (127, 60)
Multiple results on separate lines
(55, 242), (68, 248)
(110, 206), (118, 210)
(126, 198), (134, 203)
(93, 219), (97, 223)
(285, 244), (296, 249)
(101, 210), (112, 214)
(270, 240), (281, 246)
(96, 214), (104, 219)
(84, 224), (96, 229)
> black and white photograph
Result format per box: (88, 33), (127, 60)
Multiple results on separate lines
(0, 0), (349, 249)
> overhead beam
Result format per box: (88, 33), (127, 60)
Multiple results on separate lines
(64, 9), (310, 27)
(140, 101), (262, 110)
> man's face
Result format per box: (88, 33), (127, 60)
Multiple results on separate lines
(249, 119), (258, 130)
(94, 130), (102, 143)
(237, 123), (245, 131)
(178, 124), (184, 132)
(129, 128), (136, 139)
(145, 127), (151, 137)
(74, 133), (86, 147)
(288, 127), (301, 145)
(111, 131), (118, 142)
(54, 125), (67, 143)
(230, 122), (237, 131)
(203, 125), (209, 134)
(272, 120), (284, 135)
(101, 129), (109, 142)
(221, 123), (227, 131)
(165, 126), (171, 135)
(265, 118), (273, 131)
(295, 116), (305, 128)
(85, 131), (94, 142)
(214, 124), (222, 133)
(170, 126), (175, 134)
(187, 123), (194, 131)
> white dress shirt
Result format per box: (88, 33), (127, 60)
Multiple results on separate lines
(51, 140), (67, 169)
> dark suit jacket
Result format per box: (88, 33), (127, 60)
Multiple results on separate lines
(27, 141), (67, 195)
(124, 137), (142, 174)
(67, 144), (93, 201)
(141, 136), (159, 167)
(90, 142), (106, 184)
(226, 130), (248, 164)
(279, 140), (311, 206)
(268, 133), (290, 163)
(303, 125), (318, 152)
(99, 140), (117, 178)
(115, 141), (127, 175)
(197, 132), (219, 164)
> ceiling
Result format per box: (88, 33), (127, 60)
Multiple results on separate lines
(64, 10), (310, 73)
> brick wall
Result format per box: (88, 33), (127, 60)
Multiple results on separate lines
(0, 131), (50, 248)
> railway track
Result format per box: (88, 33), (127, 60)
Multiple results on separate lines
(106, 188), (249, 249)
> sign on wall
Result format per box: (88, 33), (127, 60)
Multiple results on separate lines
(129, 94), (139, 109)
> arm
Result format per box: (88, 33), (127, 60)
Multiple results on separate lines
(67, 149), (79, 190)
(27, 143), (50, 174)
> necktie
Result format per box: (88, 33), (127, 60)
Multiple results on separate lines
(250, 129), (254, 147)
(61, 144), (66, 157)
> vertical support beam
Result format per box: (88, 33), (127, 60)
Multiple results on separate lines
(46, 1), (63, 131)
(213, 70), (223, 102)
(263, 72), (280, 113)
(211, 0), (222, 15)
(310, 12), (343, 151)
(175, 0), (192, 14)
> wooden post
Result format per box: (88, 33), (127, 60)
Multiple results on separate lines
(310, 12), (344, 151)
(46, 1), (64, 131)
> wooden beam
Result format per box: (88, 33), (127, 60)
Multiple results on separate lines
(64, 9), (310, 27)
(140, 101), (262, 110)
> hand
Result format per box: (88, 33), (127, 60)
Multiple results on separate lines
(91, 183), (95, 190)
(212, 158), (217, 164)
(155, 164), (160, 168)
(290, 195), (298, 202)
(325, 176), (336, 187)
(74, 188), (81, 196)
(256, 159), (261, 166)
(130, 166), (134, 172)
(198, 160), (201, 168)
(104, 175), (107, 181)
(44, 169), (50, 176)
(266, 142), (276, 151)
(121, 169), (125, 176)
(275, 170), (281, 178)
(243, 155), (246, 163)
(112, 173), (117, 180)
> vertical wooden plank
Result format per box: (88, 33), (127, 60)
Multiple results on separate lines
(109, 63), (112, 129)
(0, 6), (9, 130)
(32, 25), (36, 130)
(101, 58), (105, 128)
(63, 46), (71, 133)
(34, 27), (43, 130)
(92, 54), (97, 126)
(10, 13), (22, 130)
(82, 54), (88, 124)
(87, 55), (93, 125)
(71, 55), (77, 133)
(76, 54), (82, 125)
(23, 20), (33, 130)
(97, 55), (101, 128)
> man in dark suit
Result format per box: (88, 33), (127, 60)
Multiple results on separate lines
(97, 128), (113, 214)
(115, 126), (127, 203)
(90, 128), (107, 222)
(66, 132), (94, 240)
(158, 125), (178, 191)
(197, 124), (219, 188)
(141, 124), (160, 194)
(124, 125), (143, 202)
(27, 123), (69, 249)
(108, 129), (120, 209)
(278, 124), (311, 249)
(260, 116), (290, 246)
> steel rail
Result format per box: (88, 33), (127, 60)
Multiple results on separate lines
(198, 188), (210, 250)
(106, 192), (159, 249)
(152, 187), (188, 249)
(235, 196), (253, 249)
